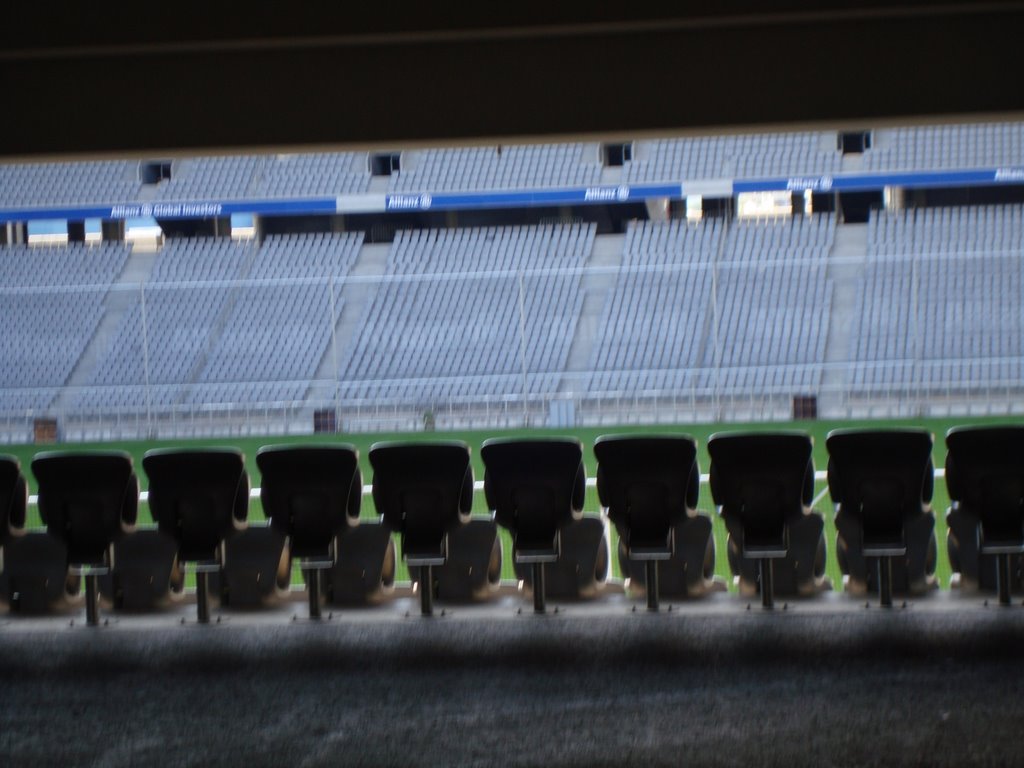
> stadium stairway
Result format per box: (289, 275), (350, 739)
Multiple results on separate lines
(52, 248), (159, 414)
(310, 242), (389, 389)
(820, 222), (868, 417)
(559, 234), (624, 391)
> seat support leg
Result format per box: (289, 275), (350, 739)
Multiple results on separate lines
(645, 561), (659, 613)
(308, 569), (321, 619)
(760, 558), (774, 609)
(420, 565), (433, 617)
(996, 553), (1011, 606)
(196, 571), (210, 624)
(85, 574), (99, 627)
(533, 562), (546, 614)
(878, 557), (893, 608)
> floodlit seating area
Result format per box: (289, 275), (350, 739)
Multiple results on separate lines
(389, 143), (602, 193)
(337, 223), (594, 403)
(625, 131), (842, 183)
(589, 215), (834, 397)
(850, 206), (1024, 392)
(587, 219), (720, 395)
(864, 121), (1024, 172)
(186, 232), (364, 407)
(0, 160), (140, 206)
(153, 155), (265, 200)
(0, 243), (127, 414)
(258, 152), (371, 197)
(73, 237), (254, 411)
(701, 215), (834, 393)
(0, 122), (1018, 212)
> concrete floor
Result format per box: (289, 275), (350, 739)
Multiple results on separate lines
(2, 589), (1023, 767)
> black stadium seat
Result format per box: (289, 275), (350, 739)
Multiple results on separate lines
(594, 434), (716, 611)
(370, 440), (476, 616)
(143, 448), (248, 623)
(826, 428), (937, 606)
(257, 444), (362, 618)
(0, 455), (27, 549)
(482, 437), (591, 613)
(31, 450), (139, 625)
(945, 425), (1024, 605)
(708, 431), (827, 608)
(98, 529), (181, 612)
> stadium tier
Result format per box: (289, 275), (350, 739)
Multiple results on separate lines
(0, 121), (1020, 212)
(0, 121), (1023, 438)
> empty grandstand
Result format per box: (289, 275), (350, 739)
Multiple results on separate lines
(1, 120), (1023, 440)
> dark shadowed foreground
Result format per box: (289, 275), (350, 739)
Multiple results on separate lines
(1, 594), (1022, 767)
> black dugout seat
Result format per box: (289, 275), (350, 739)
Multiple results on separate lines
(945, 425), (1024, 605)
(708, 431), (827, 608)
(98, 529), (180, 612)
(32, 451), (138, 625)
(257, 444), (363, 618)
(595, 434), (716, 610)
(143, 448), (248, 623)
(370, 441), (485, 615)
(0, 455), (27, 556)
(0, 457), (66, 615)
(826, 428), (937, 605)
(482, 437), (601, 613)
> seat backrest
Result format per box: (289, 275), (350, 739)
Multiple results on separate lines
(31, 451), (138, 566)
(0, 455), (27, 542)
(945, 425), (1024, 545)
(826, 428), (934, 542)
(256, 444), (361, 559)
(708, 431), (813, 540)
(481, 437), (585, 551)
(143, 448), (248, 563)
(370, 441), (473, 557)
(594, 434), (698, 543)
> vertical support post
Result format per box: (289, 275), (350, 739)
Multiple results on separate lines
(517, 271), (529, 426)
(760, 558), (774, 609)
(645, 560), (660, 613)
(196, 570), (210, 624)
(308, 568), (322, 619)
(532, 562), (546, 614)
(996, 553), (1011, 606)
(878, 557), (893, 608)
(420, 565), (434, 616)
(85, 574), (100, 626)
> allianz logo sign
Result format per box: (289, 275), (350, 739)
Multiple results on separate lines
(584, 186), (630, 202)
(994, 168), (1024, 182)
(786, 176), (833, 192)
(386, 194), (432, 210)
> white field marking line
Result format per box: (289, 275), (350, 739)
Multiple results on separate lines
(25, 468), (947, 507)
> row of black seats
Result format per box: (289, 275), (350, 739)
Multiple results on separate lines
(0, 425), (1020, 626)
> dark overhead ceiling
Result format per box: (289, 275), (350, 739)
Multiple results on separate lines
(2, 2), (1024, 158)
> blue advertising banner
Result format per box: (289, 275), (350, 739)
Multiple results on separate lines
(732, 167), (1024, 194)
(383, 184), (683, 212)
(0, 198), (339, 223)
(1, 168), (1022, 224)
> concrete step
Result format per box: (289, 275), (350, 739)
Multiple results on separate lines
(53, 246), (160, 411)
(311, 242), (391, 388)
(821, 222), (868, 408)
(559, 234), (624, 390)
